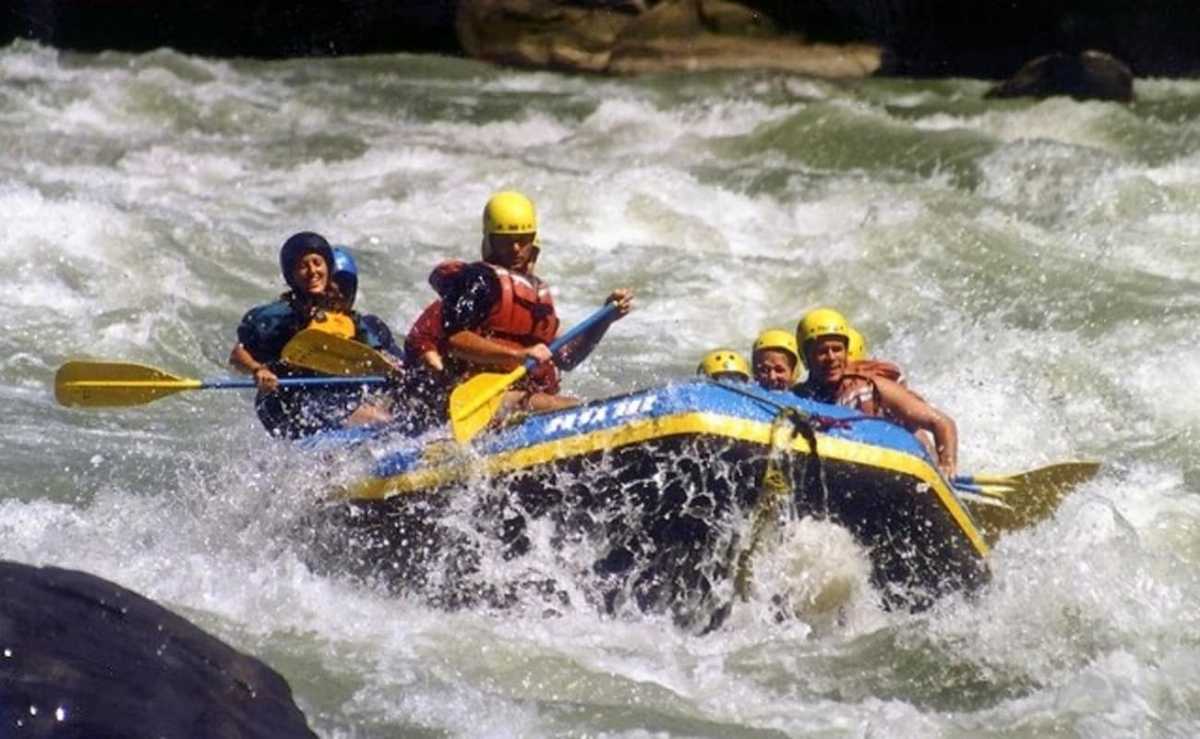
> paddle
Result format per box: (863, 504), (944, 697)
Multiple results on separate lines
(281, 328), (399, 376)
(54, 360), (387, 408)
(449, 302), (620, 443)
(951, 461), (1101, 545)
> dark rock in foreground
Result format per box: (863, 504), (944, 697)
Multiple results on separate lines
(0, 560), (316, 738)
(986, 50), (1134, 102)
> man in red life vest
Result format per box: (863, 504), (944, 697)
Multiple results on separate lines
(408, 191), (632, 420)
(792, 308), (959, 479)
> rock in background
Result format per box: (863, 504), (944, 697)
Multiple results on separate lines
(985, 50), (1134, 102)
(0, 560), (316, 738)
(456, 0), (881, 77)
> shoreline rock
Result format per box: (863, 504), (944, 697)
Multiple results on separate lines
(457, 0), (882, 77)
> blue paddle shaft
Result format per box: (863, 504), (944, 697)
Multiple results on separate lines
(522, 302), (620, 371)
(201, 376), (388, 390)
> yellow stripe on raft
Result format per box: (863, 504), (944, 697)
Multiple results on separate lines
(341, 411), (989, 557)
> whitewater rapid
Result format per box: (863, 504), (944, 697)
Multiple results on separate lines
(3, 39), (1200, 736)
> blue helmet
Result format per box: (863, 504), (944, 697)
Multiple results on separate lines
(279, 231), (334, 292)
(331, 246), (358, 307)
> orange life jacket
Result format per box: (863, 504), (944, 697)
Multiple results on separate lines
(480, 263), (559, 347)
(847, 359), (903, 384)
(796, 372), (880, 416)
(479, 264), (560, 393)
(427, 261), (561, 394)
(834, 373), (880, 415)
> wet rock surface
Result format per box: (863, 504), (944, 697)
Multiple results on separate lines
(0, 560), (316, 738)
(986, 50), (1135, 102)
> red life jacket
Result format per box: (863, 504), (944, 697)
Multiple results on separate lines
(479, 263), (559, 347)
(411, 260), (561, 394)
(477, 263), (560, 393)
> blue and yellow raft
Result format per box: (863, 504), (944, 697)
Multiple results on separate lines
(302, 379), (990, 620)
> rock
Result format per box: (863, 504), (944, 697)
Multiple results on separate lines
(456, 0), (881, 77)
(985, 50), (1134, 102)
(456, 0), (629, 72)
(0, 560), (316, 738)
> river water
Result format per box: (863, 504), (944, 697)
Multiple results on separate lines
(3, 39), (1200, 736)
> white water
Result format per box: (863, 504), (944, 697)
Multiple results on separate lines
(3, 40), (1200, 736)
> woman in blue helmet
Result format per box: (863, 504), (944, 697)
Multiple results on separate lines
(229, 233), (402, 438)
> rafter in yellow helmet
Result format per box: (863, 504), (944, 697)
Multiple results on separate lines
(697, 349), (751, 382)
(845, 326), (868, 362)
(752, 329), (800, 367)
(482, 191), (538, 236)
(796, 307), (851, 349)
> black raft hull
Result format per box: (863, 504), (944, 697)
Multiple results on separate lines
(300, 381), (990, 627)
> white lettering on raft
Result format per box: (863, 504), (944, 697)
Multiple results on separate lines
(545, 395), (658, 433)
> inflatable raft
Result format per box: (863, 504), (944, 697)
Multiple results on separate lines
(301, 379), (990, 625)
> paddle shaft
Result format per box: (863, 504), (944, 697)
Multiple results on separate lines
(63, 376), (388, 391)
(533, 302), (621, 370)
(202, 376), (388, 390)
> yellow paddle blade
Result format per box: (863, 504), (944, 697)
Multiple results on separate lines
(964, 461), (1101, 545)
(449, 366), (527, 443)
(970, 461), (1101, 491)
(282, 328), (396, 376)
(54, 361), (202, 407)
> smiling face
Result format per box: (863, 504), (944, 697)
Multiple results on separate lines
(805, 336), (848, 386)
(753, 349), (796, 391)
(291, 251), (329, 295)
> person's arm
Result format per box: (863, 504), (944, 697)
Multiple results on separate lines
(554, 288), (634, 370)
(446, 330), (551, 369)
(873, 376), (957, 479)
(229, 343), (278, 392)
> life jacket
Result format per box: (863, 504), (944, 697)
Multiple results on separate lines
(306, 310), (356, 340)
(479, 263), (559, 347)
(404, 261), (561, 398)
(481, 263), (560, 392)
(795, 372), (880, 416)
(847, 359), (903, 385)
(848, 358), (926, 409)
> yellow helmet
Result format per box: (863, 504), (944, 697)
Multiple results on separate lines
(482, 191), (537, 236)
(752, 329), (799, 368)
(846, 326), (867, 362)
(697, 349), (751, 382)
(796, 307), (851, 348)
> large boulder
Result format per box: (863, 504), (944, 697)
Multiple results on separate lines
(0, 560), (316, 738)
(985, 50), (1134, 102)
(455, 0), (881, 76)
